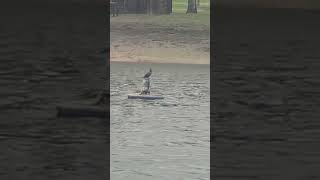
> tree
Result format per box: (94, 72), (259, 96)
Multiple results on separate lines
(186, 0), (197, 14)
(147, 0), (154, 14)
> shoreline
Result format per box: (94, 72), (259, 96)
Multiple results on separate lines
(110, 13), (210, 66)
(110, 58), (210, 65)
(110, 60), (210, 65)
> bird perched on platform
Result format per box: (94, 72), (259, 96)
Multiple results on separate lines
(144, 68), (152, 78)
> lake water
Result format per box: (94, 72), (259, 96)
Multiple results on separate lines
(212, 8), (320, 179)
(110, 62), (210, 180)
(0, 6), (108, 179)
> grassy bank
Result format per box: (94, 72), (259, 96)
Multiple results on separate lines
(111, 0), (210, 27)
(110, 0), (210, 64)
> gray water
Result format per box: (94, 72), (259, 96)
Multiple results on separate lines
(110, 62), (210, 180)
(212, 8), (320, 179)
(0, 6), (108, 179)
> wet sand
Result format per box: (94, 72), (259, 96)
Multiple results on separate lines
(0, 4), (108, 179)
(212, 8), (320, 179)
(110, 15), (210, 64)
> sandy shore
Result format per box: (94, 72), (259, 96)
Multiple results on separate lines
(110, 15), (210, 65)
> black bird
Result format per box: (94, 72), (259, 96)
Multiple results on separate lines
(144, 68), (152, 78)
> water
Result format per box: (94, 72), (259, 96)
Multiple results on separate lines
(110, 62), (210, 180)
(213, 8), (320, 179)
(0, 6), (108, 179)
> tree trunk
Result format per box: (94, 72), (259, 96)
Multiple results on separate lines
(148, 0), (153, 14)
(186, 0), (197, 14)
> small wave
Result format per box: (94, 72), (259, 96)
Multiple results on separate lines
(110, 92), (120, 96)
(159, 102), (178, 107)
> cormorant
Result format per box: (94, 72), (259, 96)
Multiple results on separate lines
(144, 68), (152, 78)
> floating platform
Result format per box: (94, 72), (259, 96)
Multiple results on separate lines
(128, 93), (164, 100)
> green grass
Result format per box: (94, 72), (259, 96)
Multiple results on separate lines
(145, 0), (210, 28)
(168, 0), (210, 26)
(142, 13), (210, 27)
(173, 0), (210, 14)
(111, 0), (210, 28)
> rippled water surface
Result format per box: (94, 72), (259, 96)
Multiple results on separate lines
(111, 62), (210, 180)
(0, 6), (108, 179)
(212, 8), (320, 179)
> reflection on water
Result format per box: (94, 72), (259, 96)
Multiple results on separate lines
(111, 62), (210, 180)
